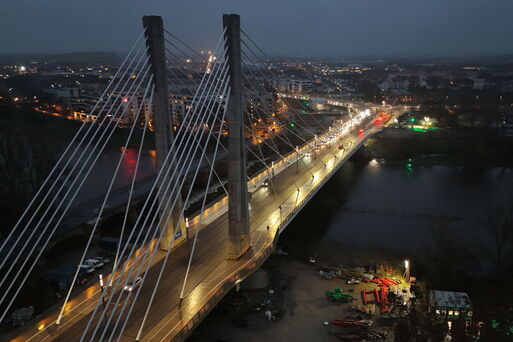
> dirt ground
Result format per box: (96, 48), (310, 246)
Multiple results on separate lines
(189, 252), (408, 342)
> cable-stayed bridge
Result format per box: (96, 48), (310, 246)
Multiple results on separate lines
(2, 14), (401, 342)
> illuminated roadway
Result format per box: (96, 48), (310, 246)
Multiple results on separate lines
(11, 106), (401, 342)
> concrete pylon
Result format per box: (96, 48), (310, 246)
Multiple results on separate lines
(224, 14), (251, 259)
(143, 16), (186, 250)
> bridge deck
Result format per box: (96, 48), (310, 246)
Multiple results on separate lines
(11, 115), (384, 342)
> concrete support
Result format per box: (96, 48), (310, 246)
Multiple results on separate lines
(224, 14), (251, 259)
(143, 16), (186, 250)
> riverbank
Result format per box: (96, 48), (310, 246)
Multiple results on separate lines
(366, 127), (513, 167)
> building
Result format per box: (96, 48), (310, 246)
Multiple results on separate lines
(429, 290), (473, 322)
(287, 79), (313, 93)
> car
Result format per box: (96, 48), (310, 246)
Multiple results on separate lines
(77, 264), (95, 274)
(346, 278), (360, 285)
(85, 258), (104, 269)
(359, 129), (364, 134)
(262, 178), (270, 187)
(123, 276), (143, 292)
(337, 144), (344, 150)
(93, 256), (111, 265)
(319, 267), (341, 279)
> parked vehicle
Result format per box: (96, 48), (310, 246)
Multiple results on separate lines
(319, 267), (341, 280)
(85, 258), (104, 269)
(326, 288), (353, 303)
(93, 256), (111, 264)
(347, 278), (360, 285)
(124, 276), (143, 292)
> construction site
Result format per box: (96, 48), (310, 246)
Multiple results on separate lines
(190, 253), (423, 342)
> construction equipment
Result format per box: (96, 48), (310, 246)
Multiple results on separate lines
(326, 288), (353, 303)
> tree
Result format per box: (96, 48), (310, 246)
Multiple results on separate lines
(0, 134), (61, 237)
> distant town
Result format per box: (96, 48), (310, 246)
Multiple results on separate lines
(2, 53), (513, 136)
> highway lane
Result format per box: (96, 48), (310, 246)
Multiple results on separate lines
(11, 107), (396, 342)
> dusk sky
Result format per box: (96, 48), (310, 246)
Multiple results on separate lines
(1, 0), (513, 57)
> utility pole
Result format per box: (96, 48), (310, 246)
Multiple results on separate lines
(224, 14), (251, 259)
(143, 16), (186, 250)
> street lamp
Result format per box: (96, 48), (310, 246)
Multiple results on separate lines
(99, 274), (107, 310)
(404, 260), (410, 284)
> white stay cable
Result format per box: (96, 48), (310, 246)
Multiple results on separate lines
(0, 57), (151, 298)
(79, 40), (228, 340)
(56, 81), (154, 325)
(0, 40), (147, 275)
(0, 65), (152, 323)
(179, 100), (227, 299)
(0, 31), (145, 257)
(100, 57), (230, 342)
(124, 85), (230, 342)
(113, 105), (151, 272)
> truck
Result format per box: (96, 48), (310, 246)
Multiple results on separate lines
(326, 287), (353, 303)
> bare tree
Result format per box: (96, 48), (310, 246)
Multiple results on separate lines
(0, 134), (61, 236)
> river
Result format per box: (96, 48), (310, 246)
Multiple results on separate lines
(280, 154), (513, 264)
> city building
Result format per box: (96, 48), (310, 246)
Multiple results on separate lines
(287, 79), (313, 93)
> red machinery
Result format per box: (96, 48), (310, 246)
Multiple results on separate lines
(362, 277), (399, 313)
(331, 320), (364, 327)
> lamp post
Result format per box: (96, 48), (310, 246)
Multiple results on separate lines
(295, 146), (299, 173)
(404, 260), (410, 284)
(99, 274), (109, 324)
(99, 274), (106, 310)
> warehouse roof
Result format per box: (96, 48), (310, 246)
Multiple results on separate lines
(430, 290), (472, 309)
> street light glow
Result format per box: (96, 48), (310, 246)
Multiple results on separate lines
(404, 260), (409, 269)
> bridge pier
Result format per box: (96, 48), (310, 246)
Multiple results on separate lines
(143, 16), (186, 250)
(224, 14), (251, 259)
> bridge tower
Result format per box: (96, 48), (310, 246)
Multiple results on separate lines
(224, 14), (251, 259)
(143, 16), (186, 250)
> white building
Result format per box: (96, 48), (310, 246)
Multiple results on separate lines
(287, 79), (313, 93)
